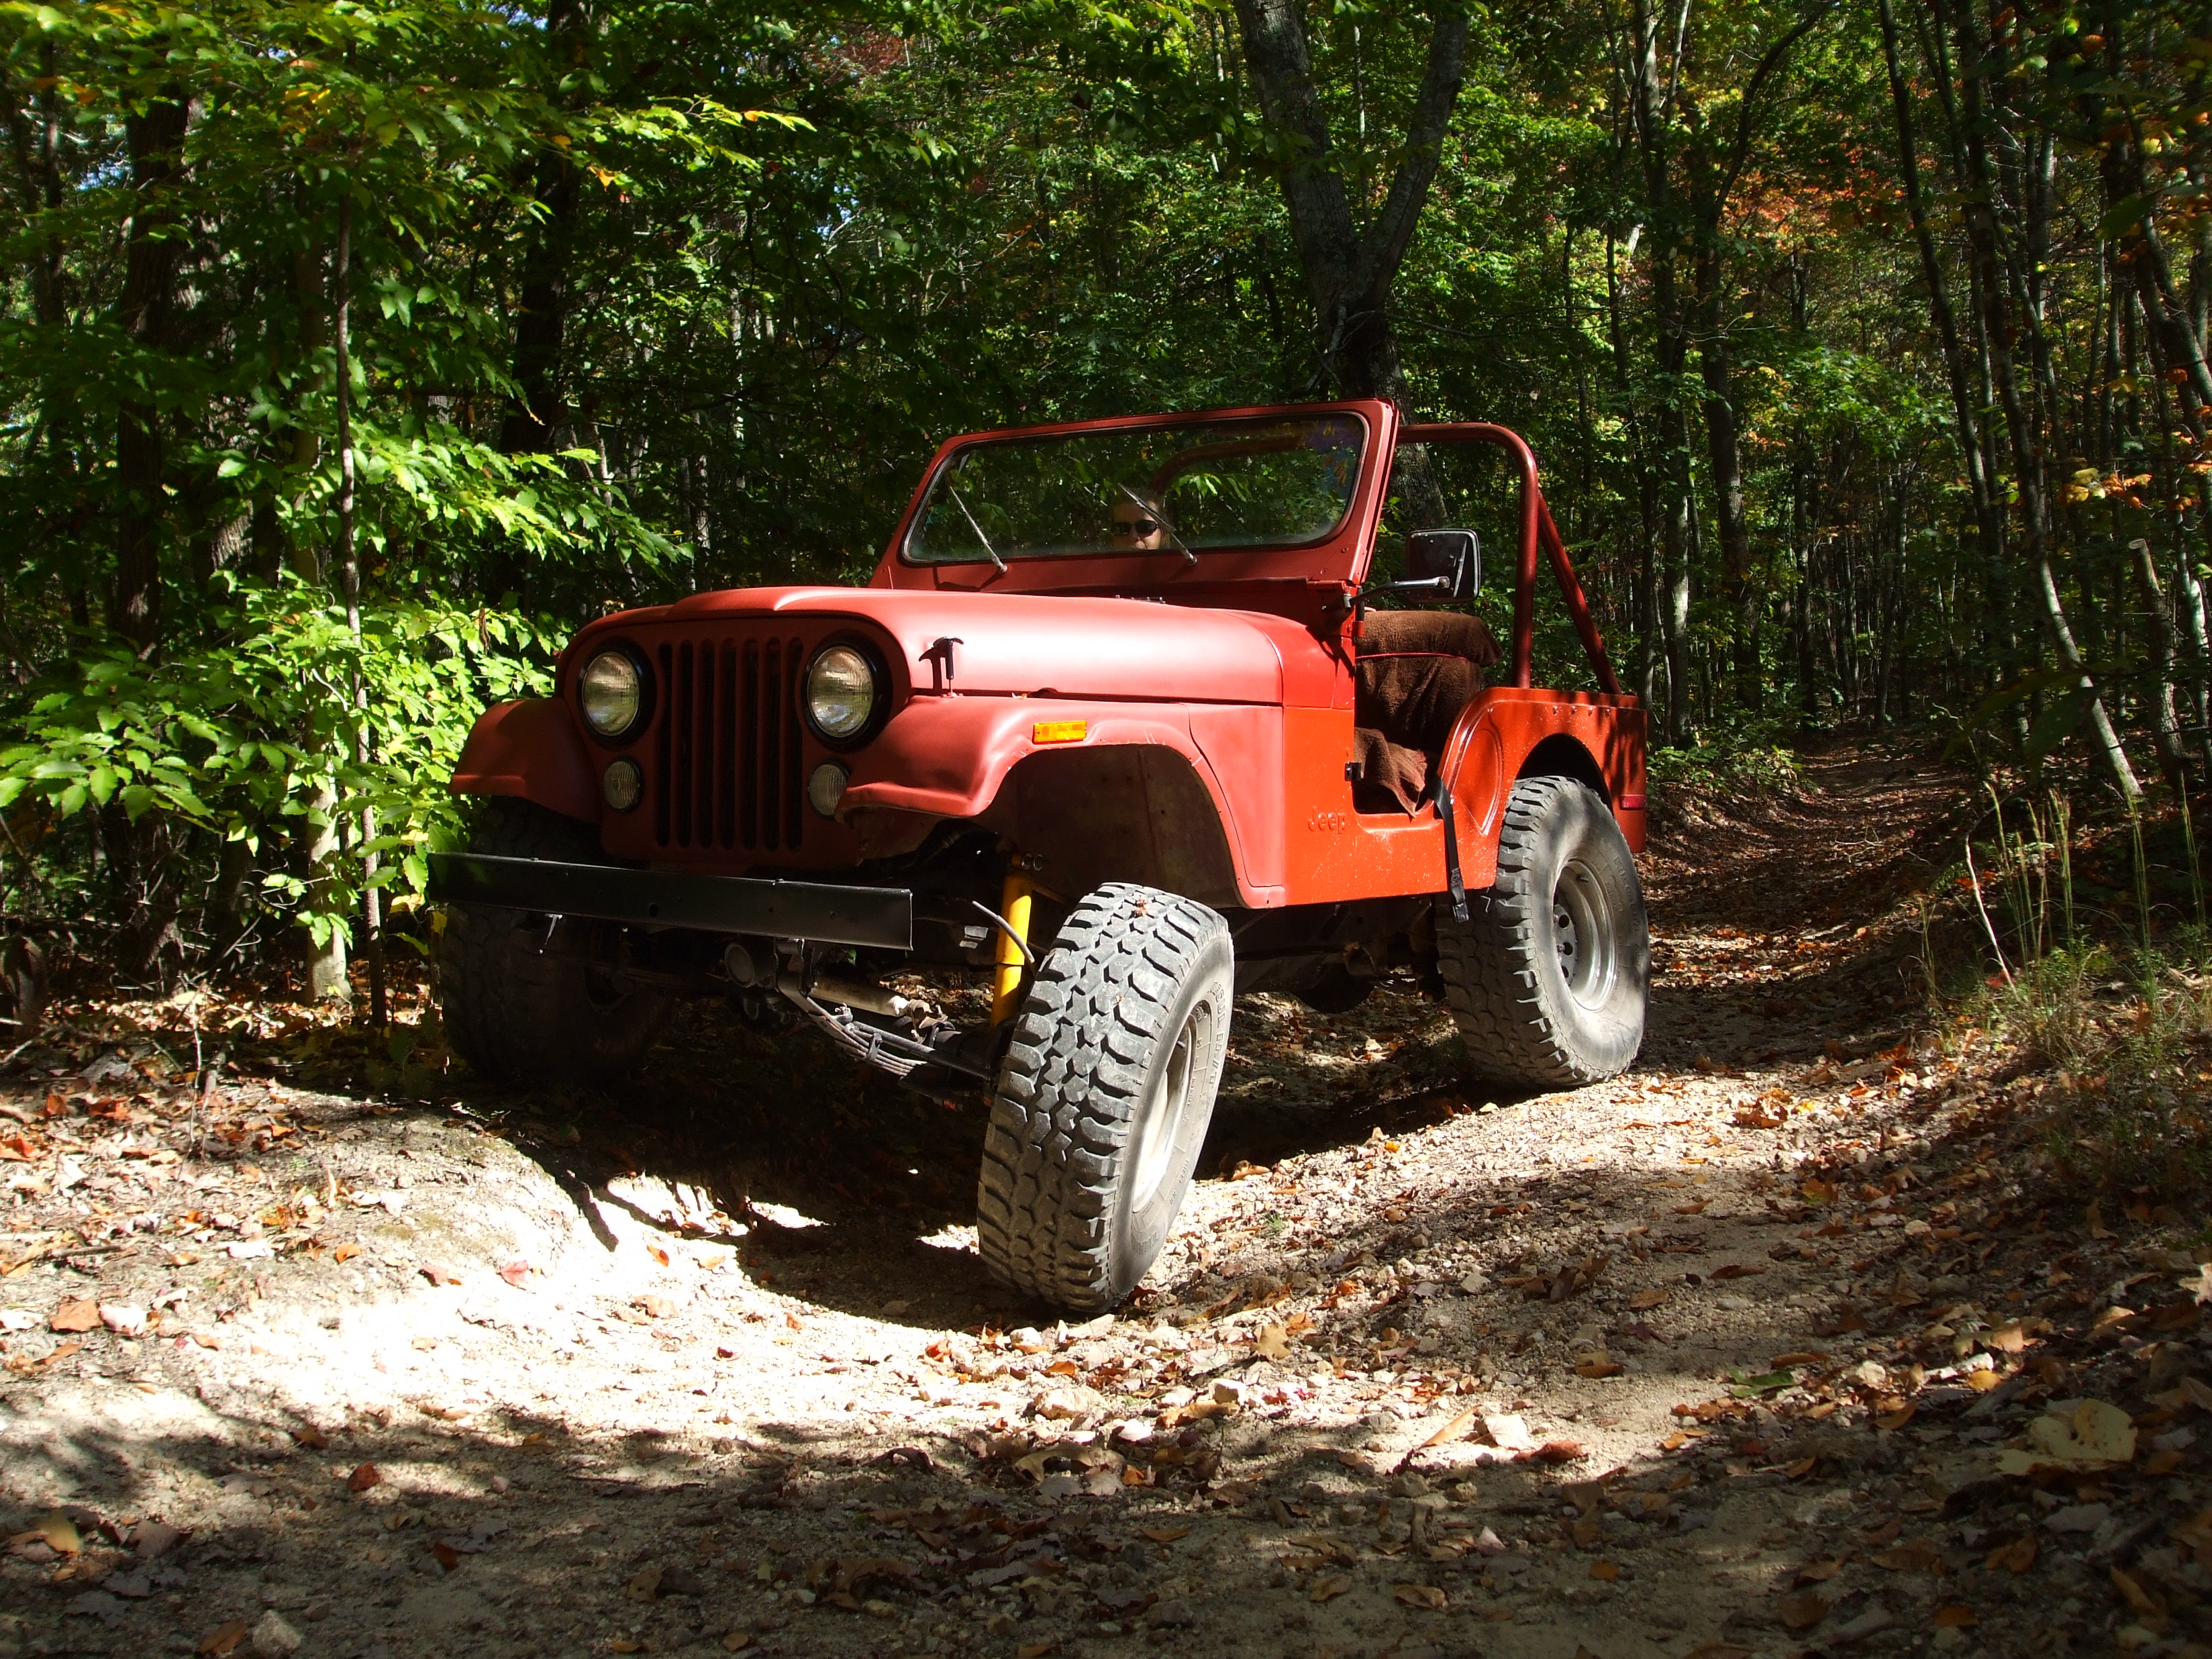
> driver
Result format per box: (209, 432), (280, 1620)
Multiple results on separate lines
(1108, 488), (1169, 551)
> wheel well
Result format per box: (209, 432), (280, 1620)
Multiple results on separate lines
(980, 745), (1242, 910)
(1517, 734), (1608, 801)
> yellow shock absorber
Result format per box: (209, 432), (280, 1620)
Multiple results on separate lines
(990, 864), (1034, 1027)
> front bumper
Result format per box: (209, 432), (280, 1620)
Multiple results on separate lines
(426, 853), (914, 951)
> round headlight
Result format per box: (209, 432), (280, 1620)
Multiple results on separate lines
(805, 644), (878, 742)
(807, 760), (850, 819)
(579, 650), (643, 739)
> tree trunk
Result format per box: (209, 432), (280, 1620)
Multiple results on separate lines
(1946, 0), (2139, 799)
(1231, 0), (1470, 413)
(111, 91), (188, 650)
(1693, 236), (1758, 709)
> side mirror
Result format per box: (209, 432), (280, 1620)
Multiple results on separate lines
(1403, 529), (1479, 605)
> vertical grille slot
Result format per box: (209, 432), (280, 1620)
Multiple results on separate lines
(652, 631), (807, 855)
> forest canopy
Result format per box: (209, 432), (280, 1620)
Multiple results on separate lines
(2, 0), (2209, 995)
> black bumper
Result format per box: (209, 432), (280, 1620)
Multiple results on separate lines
(427, 853), (913, 951)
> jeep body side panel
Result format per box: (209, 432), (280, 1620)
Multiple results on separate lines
(449, 697), (600, 823)
(1276, 688), (1646, 905)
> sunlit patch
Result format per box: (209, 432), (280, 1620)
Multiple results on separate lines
(918, 1223), (978, 1254)
(746, 1201), (823, 1231)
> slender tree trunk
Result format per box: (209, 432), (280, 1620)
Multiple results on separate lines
(1693, 236), (1758, 709)
(111, 91), (188, 650)
(1947, 0), (2140, 798)
(334, 192), (386, 1027)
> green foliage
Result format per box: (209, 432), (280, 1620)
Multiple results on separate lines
(0, 583), (556, 938)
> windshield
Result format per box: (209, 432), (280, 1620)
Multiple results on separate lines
(903, 413), (1367, 566)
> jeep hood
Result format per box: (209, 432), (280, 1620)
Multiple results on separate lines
(573, 586), (1329, 705)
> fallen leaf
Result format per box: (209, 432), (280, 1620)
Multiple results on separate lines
(1987, 1322), (2028, 1354)
(2111, 1566), (2165, 1616)
(1480, 1414), (1538, 1452)
(1254, 1323), (1289, 1360)
(1876, 1405), (1917, 1431)
(1779, 1591), (1831, 1629)
(1016, 1645), (1056, 1659)
(2087, 1202), (2114, 1240)
(1310, 1574), (1352, 1603)
(1139, 1525), (1189, 1543)
(1421, 1407), (1478, 1448)
(1589, 1559), (1620, 1581)
(1709, 1263), (1766, 1280)
(1797, 1558), (1844, 1583)
(610, 1642), (642, 1655)
(291, 1425), (330, 1450)
(1987, 1536), (2036, 1572)
(419, 1264), (462, 1287)
(49, 1298), (99, 1334)
(720, 1637), (752, 1654)
(1871, 1540), (1945, 1572)
(1531, 1440), (1589, 1464)
(637, 1295), (677, 1319)
(1674, 1199), (1710, 1215)
(1680, 1646), (1753, 1659)
(34, 1511), (81, 1554)
(1392, 1584), (1446, 1609)
(197, 1621), (250, 1656)
(432, 1540), (460, 1572)
(1627, 1289), (1670, 1310)
(498, 1260), (531, 1287)
(1574, 1356), (1625, 1379)
(1997, 1399), (2137, 1473)
(346, 1462), (382, 1493)
(1964, 1368), (2001, 1393)
(330, 1243), (360, 1264)
(1932, 1604), (1979, 1629)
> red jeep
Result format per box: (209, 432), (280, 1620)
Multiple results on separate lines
(432, 402), (1648, 1312)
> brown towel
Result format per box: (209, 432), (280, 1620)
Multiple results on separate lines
(1350, 609), (1501, 811)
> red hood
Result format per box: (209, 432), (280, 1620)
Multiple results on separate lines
(570, 587), (1343, 706)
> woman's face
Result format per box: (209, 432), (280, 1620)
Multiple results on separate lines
(1110, 500), (1166, 550)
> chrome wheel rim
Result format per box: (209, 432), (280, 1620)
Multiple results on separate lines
(1127, 1001), (1211, 1213)
(1552, 858), (1617, 1009)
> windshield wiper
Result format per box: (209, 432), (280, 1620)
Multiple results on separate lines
(1117, 483), (1196, 568)
(946, 486), (1007, 572)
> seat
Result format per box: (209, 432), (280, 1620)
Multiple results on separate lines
(1351, 609), (1503, 814)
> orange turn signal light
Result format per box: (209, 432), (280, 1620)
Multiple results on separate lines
(1032, 719), (1089, 745)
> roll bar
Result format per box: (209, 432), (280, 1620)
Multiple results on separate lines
(1400, 423), (1624, 697)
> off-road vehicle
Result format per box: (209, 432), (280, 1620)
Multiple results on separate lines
(430, 401), (1649, 1312)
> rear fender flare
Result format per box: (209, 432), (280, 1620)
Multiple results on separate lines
(1438, 691), (1649, 880)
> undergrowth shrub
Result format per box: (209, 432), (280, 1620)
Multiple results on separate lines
(1962, 938), (2212, 1201)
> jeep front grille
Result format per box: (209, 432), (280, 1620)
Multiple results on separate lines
(652, 636), (807, 852)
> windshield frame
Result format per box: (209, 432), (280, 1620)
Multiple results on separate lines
(889, 405), (1378, 576)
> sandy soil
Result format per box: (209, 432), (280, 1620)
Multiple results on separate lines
(3, 744), (2207, 1659)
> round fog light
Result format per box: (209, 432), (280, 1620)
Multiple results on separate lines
(603, 758), (644, 812)
(807, 760), (850, 819)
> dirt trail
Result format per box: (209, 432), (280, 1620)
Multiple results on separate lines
(0, 744), (2162, 1659)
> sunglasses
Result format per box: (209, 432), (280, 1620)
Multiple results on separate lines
(1113, 517), (1161, 536)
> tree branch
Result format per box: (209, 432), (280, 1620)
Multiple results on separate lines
(1352, 5), (1472, 310)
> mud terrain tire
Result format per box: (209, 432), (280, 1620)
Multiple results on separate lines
(439, 799), (671, 1087)
(1438, 775), (1648, 1089)
(976, 883), (1234, 1312)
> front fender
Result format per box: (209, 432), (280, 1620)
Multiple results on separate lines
(840, 697), (1281, 905)
(449, 698), (599, 825)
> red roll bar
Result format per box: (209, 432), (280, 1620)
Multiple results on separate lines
(1401, 423), (1624, 697)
